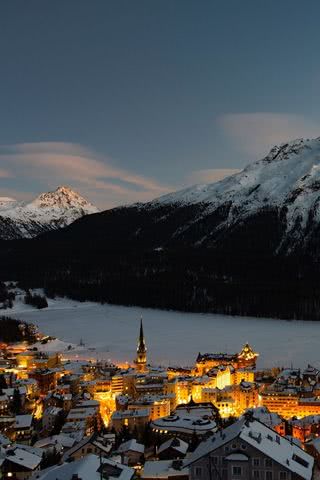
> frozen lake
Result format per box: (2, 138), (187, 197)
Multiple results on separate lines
(5, 294), (320, 369)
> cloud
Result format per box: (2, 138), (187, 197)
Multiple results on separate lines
(219, 113), (320, 157)
(0, 168), (12, 178)
(187, 168), (240, 184)
(0, 142), (173, 208)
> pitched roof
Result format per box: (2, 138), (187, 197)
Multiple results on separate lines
(185, 418), (314, 480)
(14, 414), (33, 429)
(4, 448), (41, 470)
(142, 460), (189, 479)
(158, 437), (188, 455)
(31, 453), (134, 480)
(118, 438), (145, 454)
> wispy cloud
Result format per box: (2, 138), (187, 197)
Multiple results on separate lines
(219, 113), (320, 157)
(0, 142), (173, 208)
(0, 168), (12, 178)
(187, 168), (240, 184)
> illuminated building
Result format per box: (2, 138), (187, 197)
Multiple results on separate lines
(260, 366), (320, 420)
(290, 415), (320, 443)
(111, 408), (150, 433)
(151, 399), (218, 439)
(128, 396), (171, 420)
(112, 375), (124, 394)
(134, 318), (147, 373)
(29, 369), (58, 395)
(195, 343), (258, 376)
(13, 414), (34, 444)
(16, 351), (61, 370)
(234, 368), (255, 384)
(200, 381), (259, 417)
(237, 342), (259, 367)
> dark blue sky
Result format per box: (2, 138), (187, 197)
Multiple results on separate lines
(1, 1), (320, 207)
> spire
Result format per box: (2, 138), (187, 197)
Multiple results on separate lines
(137, 316), (146, 353)
(135, 317), (147, 372)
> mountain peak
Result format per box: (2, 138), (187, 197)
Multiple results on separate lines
(31, 186), (98, 212)
(0, 186), (99, 239)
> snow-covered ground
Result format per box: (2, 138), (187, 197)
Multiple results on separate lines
(4, 292), (320, 369)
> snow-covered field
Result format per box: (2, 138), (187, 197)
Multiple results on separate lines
(4, 292), (320, 369)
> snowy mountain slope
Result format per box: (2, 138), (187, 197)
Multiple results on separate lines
(0, 186), (98, 240)
(145, 137), (320, 251)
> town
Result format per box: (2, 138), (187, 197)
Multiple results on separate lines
(0, 318), (319, 480)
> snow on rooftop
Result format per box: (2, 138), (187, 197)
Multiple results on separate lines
(118, 439), (145, 454)
(186, 418), (314, 480)
(5, 447), (41, 470)
(158, 437), (188, 455)
(14, 414), (33, 429)
(142, 460), (188, 479)
(34, 434), (76, 450)
(151, 413), (216, 435)
(32, 453), (134, 480)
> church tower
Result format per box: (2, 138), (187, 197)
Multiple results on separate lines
(134, 317), (147, 372)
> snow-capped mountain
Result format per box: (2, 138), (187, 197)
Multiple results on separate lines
(144, 137), (320, 252)
(0, 186), (98, 239)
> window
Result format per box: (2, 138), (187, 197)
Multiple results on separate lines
(279, 473), (287, 480)
(265, 458), (272, 467)
(195, 467), (202, 477)
(224, 446), (230, 452)
(252, 458), (260, 467)
(231, 443), (237, 449)
(240, 443), (247, 450)
(213, 456), (219, 465)
(232, 466), (242, 476)
(265, 472), (273, 480)
(252, 472), (260, 479)
(292, 454), (309, 468)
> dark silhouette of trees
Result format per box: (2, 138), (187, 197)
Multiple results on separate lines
(24, 290), (48, 309)
(0, 317), (37, 343)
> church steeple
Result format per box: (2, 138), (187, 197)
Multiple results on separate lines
(135, 317), (147, 372)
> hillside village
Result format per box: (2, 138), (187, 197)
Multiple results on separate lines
(0, 318), (319, 479)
